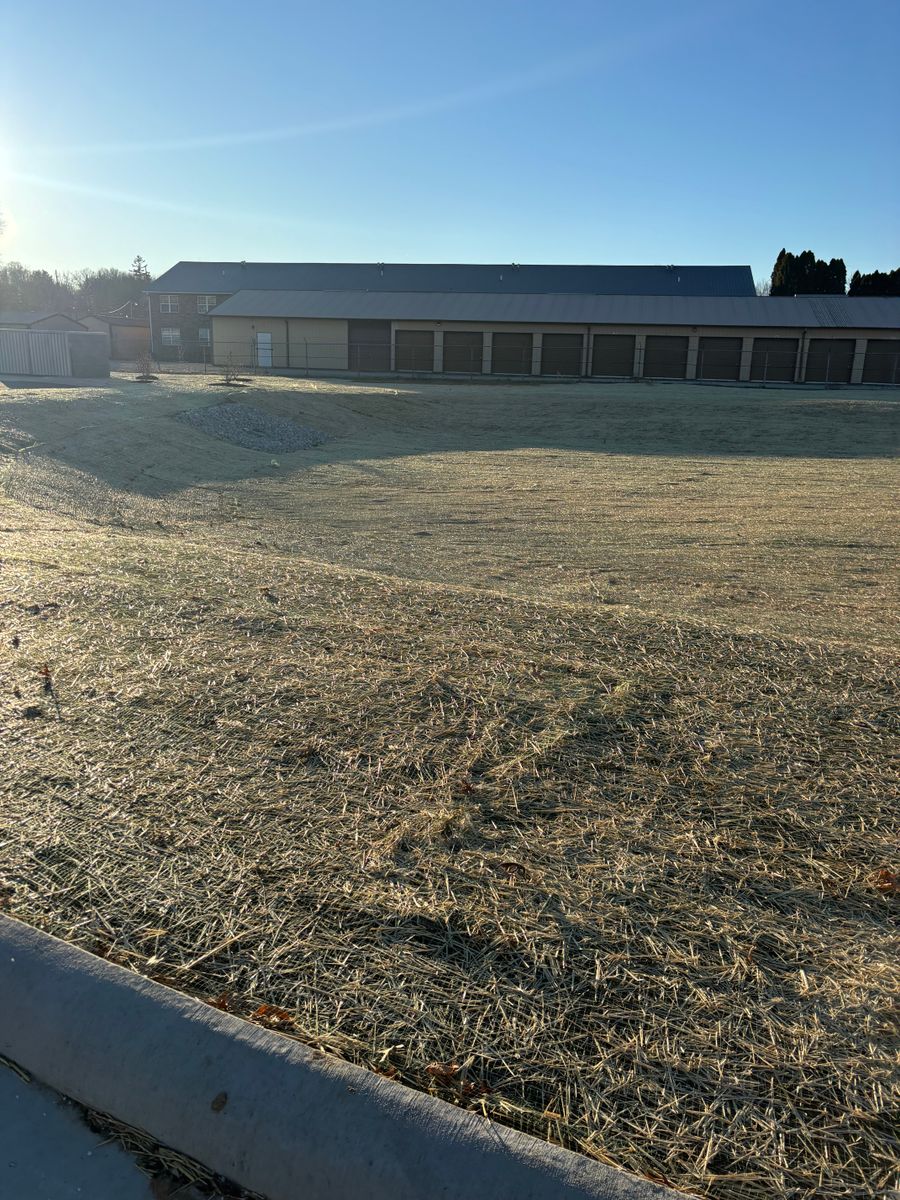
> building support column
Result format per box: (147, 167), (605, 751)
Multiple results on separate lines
(482, 333), (492, 374)
(389, 323), (396, 372)
(739, 337), (753, 382)
(582, 327), (591, 376)
(632, 334), (646, 379)
(850, 338), (867, 384)
(686, 335), (699, 380)
(531, 332), (542, 375)
(433, 329), (444, 374)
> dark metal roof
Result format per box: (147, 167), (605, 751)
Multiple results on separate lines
(148, 261), (756, 297)
(209, 290), (900, 331)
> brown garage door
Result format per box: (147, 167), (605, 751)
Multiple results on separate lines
(394, 329), (434, 372)
(443, 331), (483, 373)
(750, 337), (798, 382)
(541, 333), (583, 376)
(643, 335), (688, 379)
(591, 334), (634, 377)
(491, 332), (533, 374)
(349, 320), (391, 372)
(805, 338), (854, 383)
(862, 339), (900, 385)
(697, 336), (742, 380)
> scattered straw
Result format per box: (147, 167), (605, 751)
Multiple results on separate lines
(1, 502), (897, 1199)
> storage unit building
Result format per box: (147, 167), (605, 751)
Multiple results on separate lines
(205, 290), (899, 387)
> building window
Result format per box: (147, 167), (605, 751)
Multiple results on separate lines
(161, 327), (181, 346)
(198, 327), (211, 343)
(196, 295), (217, 314)
(159, 295), (179, 313)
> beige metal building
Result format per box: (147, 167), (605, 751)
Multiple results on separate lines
(208, 292), (900, 385)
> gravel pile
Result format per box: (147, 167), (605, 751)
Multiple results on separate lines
(177, 402), (327, 453)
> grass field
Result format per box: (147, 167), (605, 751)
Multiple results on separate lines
(1, 373), (898, 1199)
(1, 373), (896, 645)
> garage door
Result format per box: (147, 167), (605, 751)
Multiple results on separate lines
(540, 333), (583, 376)
(862, 339), (900, 385)
(591, 334), (634, 377)
(491, 332), (533, 375)
(394, 329), (434, 372)
(643, 335), (688, 379)
(750, 337), (798, 382)
(443, 331), (483, 374)
(697, 336), (742, 381)
(805, 339), (854, 383)
(349, 320), (391, 372)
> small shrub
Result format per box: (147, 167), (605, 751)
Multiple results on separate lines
(135, 351), (157, 381)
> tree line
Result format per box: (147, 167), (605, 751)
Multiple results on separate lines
(0, 255), (152, 317)
(766, 248), (899, 296)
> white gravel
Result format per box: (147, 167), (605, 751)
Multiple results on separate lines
(177, 402), (328, 453)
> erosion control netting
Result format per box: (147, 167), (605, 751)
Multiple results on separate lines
(1, 512), (898, 1200)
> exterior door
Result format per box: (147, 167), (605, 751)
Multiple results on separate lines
(750, 338), (798, 382)
(394, 329), (434, 371)
(697, 336), (742, 381)
(643, 335), (689, 379)
(540, 333), (583, 376)
(349, 320), (391, 372)
(862, 340), (900, 385)
(491, 332), (533, 374)
(591, 334), (634, 377)
(805, 339), (854, 383)
(443, 331), (483, 373)
(256, 332), (273, 368)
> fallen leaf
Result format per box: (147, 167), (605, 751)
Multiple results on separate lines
(869, 868), (899, 895)
(210, 1091), (228, 1112)
(251, 1003), (295, 1029)
(426, 1061), (461, 1083)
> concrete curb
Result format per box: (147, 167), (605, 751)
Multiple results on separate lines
(0, 916), (677, 1200)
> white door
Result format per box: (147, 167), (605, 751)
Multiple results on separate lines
(256, 332), (273, 368)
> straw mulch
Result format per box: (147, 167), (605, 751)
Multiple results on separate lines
(1, 510), (898, 1199)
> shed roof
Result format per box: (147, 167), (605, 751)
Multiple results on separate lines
(148, 262), (756, 298)
(209, 290), (900, 331)
(0, 310), (83, 327)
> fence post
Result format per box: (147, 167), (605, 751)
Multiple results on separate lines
(686, 335), (699, 380)
(632, 334), (645, 379)
(850, 338), (866, 385)
(739, 337), (753, 382)
(531, 333), (542, 376)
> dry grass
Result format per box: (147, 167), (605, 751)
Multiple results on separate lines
(1, 496), (898, 1199)
(1, 373), (897, 647)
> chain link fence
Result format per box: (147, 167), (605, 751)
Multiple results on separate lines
(140, 338), (900, 384)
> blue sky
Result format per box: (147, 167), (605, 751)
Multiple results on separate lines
(2, 0), (898, 284)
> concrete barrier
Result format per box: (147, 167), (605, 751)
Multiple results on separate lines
(0, 916), (675, 1200)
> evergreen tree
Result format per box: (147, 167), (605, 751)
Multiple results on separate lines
(770, 248), (790, 295)
(131, 255), (150, 281)
(768, 249), (847, 295)
(829, 258), (847, 293)
(848, 267), (900, 296)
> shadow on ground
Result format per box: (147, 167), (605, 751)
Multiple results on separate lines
(0, 377), (896, 504)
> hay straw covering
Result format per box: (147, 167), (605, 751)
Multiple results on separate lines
(1, 499), (897, 1200)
